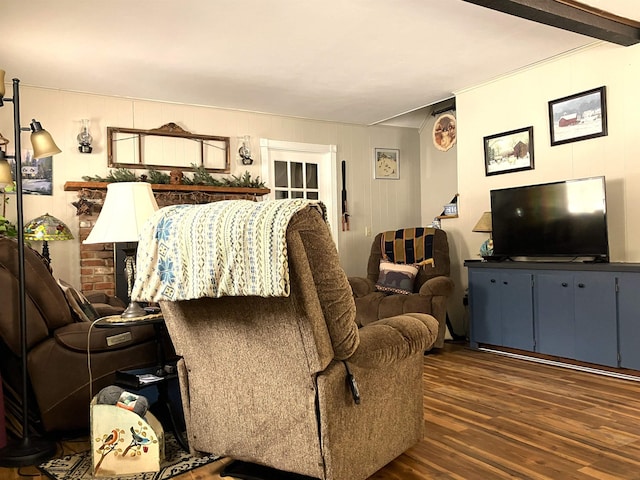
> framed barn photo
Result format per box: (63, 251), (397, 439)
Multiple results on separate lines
(548, 86), (607, 146)
(484, 126), (534, 176)
(374, 148), (400, 180)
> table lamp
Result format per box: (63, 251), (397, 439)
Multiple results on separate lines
(83, 182), (159, 319)
(23, 213), (74, 265)
(473, 211), (493, 257)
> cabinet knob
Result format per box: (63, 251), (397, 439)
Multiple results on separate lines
(578, 283), (585, 288)
(490, 279), (496, 283)
(503, 281), (508, 285)
(562, 282), (568, 287)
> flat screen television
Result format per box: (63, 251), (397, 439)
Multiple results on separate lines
(490, 176), (609, 262)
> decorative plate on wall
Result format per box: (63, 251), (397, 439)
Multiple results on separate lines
(432, 113), (457, 152)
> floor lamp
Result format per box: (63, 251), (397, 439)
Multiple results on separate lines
(0, 71), (62, 466)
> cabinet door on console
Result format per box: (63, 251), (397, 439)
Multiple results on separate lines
(536, 271), (617, 367)
(573, 272), (617, 367)
(617, 273), (640, 370)
(469, 269), (502, 347)
(536, 272), (575, 358)
(469, 269), (533, 349)
(500, 271), (534, 350)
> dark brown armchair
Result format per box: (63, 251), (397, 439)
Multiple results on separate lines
(0, 238), (159, 434)
(348, 227), (454, 348)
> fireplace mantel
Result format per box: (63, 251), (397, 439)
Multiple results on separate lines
(64, 181), (270, 196)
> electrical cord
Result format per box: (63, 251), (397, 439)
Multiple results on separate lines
(86, 318), (101, 401)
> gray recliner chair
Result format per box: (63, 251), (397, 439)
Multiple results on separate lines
(138, 202), (439, 479)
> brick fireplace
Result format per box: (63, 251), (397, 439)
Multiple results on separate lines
(65, 182), (269, 297)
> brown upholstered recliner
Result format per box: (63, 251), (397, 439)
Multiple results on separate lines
(348, 228), (454, 348)
(0, 238), (159, 434)
(151, 205), (438, 480)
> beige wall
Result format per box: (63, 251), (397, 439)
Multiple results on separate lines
(419, 113), (462, 333)
(0, 87), (423, 287)
(442, 41), (640, 332)
(7, 41), (633, 333)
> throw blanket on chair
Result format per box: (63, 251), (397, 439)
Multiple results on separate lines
(131, 199), (326, 302)
(381, 227), (435, 267)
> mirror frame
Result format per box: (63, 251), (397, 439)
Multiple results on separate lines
(107, 122), (231, 173)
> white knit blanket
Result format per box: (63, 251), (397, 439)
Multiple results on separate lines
(131, 199), (325, 302)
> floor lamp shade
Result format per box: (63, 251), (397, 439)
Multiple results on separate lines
(84, 182), (159, 244)
(0, 153), (12, 187)
(29, 120), (61, 159)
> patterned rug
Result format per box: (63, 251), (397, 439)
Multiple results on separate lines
(38, 432), (221, 480)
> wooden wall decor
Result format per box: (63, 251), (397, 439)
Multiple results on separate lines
(107, 122), (231, 174)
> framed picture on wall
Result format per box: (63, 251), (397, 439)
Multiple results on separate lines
(548, 86), (607, 146)
(432, 113), (457, 152)
(4, 149), (53, 195)
(373, 148), (400, 180)
(483, 126), (534, 176)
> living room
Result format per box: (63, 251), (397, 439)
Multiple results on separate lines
(0, 4), (635, 334)
(2, 45), (638, 335)
(1, 1), (639, 478)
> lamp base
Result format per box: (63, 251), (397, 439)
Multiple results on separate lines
(0, 436), (57, 467)
(121, 301), (148, 319)
(479, 238), (494, 257)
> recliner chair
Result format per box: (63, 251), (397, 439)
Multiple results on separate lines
(138, 202), (439, 480)
(0, 237), (159, 433)
(348, 227), (454, 348)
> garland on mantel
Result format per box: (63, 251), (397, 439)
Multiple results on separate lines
(73, 167), (267, 215)
(82, 166), (266, 188)
(71, 188), (265, 216)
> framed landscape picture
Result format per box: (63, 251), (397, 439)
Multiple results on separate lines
(483, 126), (534, 176)
(374, 148), (400, 180)
(548, 86), (607, 146)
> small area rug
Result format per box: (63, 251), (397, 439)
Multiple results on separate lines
(38, 432), (221, 480)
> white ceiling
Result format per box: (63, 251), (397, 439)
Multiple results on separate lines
(1, 0), (638, 127)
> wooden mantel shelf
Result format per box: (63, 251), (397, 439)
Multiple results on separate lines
(64, 181), (270, 196)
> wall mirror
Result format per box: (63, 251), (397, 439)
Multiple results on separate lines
(107, 122), (231, 173)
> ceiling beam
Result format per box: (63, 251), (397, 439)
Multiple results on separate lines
(462, 0), (640, 46)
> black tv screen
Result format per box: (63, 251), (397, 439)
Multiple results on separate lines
(490, 176), (609, 261)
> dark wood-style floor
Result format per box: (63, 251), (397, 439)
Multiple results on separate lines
(3, 343), (640, 479)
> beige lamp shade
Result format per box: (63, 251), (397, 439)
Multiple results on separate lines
(472, 211), (492, 233)
(30, 119), (62, 159)
(0, 152), (12, 187)
(0, 69), (5, 98)
(84, 182), (159, 244)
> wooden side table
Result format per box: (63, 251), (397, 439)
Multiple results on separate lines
(94, 313), (188, 451)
